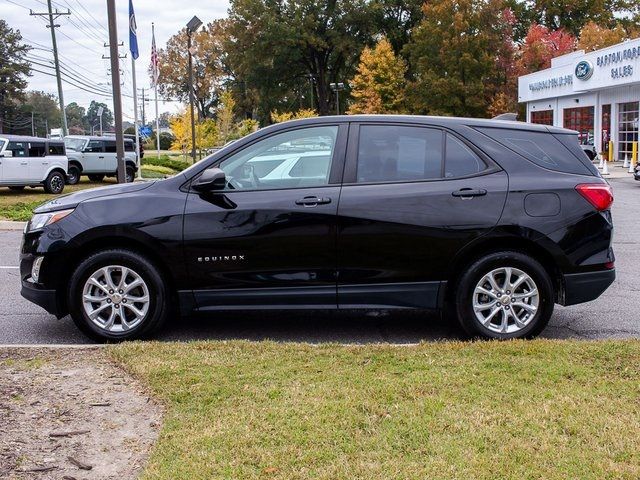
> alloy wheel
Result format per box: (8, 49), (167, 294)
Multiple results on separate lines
(82, 265), (150, 333)
(472, 267), (539, 334)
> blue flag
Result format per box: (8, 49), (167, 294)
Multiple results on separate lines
(129, 0), (139, 60)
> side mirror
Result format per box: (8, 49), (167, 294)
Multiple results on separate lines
(192, 167), (226, 192)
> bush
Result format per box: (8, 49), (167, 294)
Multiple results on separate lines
(142, 155), (188, 172)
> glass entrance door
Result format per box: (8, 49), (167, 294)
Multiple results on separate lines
(618, 102), (639, 161)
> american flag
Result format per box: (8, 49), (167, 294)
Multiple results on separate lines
(150, 23), (159, 86)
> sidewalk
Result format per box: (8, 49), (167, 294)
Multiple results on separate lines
(596, 161), (636, 179)
(0, 221), (26, 231)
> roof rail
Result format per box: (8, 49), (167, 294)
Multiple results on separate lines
(492, 113), (518, 121)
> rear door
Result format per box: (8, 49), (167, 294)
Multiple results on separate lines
(103, 140), (118, 172)
(336, 123), (508, 309)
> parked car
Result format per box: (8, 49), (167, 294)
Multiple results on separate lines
(63, 135), (138, 184)
(634, 162), (640, 181)
(580, 144), (597, 161)
(20, 115), (615, 341)
(0, 135), (67, 193)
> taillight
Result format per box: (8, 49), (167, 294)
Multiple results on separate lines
(575, 183), (613, 211)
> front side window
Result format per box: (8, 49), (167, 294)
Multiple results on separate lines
(216, 126), (338, 191)
(64, 138), (86, 152)
(28, 142), (46, 157)
(357, 125), (443, 183)
(6, 141), (27, 157)
(85, 140), (103, 153)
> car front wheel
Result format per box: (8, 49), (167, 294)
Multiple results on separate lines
(68, 249), (169, 342)
(453, 251), (554, 339)
(67, 165), (81, 185)
(43, 171), (65, 194)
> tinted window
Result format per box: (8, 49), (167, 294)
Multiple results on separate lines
(445, 134), (485, 178)
(85, 140), (103, 152)
(554, 133), (599, 176)
(104, 141), (117, 153)
(217, 126), (338, 190)
(357, 125), (443, 183)
(6, 141), (27, 157)
(124, 140), (135, 152)
(48, 143), (65, 155)
(477, 127), (592, 175)
(28, 142), (46, 157)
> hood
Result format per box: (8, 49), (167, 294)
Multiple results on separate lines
(35, 181), (156, 213)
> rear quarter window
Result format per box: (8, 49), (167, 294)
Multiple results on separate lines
(477, 127), (593, 175)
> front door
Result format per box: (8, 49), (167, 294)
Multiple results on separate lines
(82, 140), (105, 173)
(183, 124), (347, 311)
(3, 141), (29, 182)
(337, 123), (508, 309)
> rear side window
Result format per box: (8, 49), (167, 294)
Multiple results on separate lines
(28, 142), (46, 157)
(48, 143), (65, 155)
(104, 141), (117, 153)
(357, 125), (443, 182)
(554, 133), (599, 176)
(445, 134), (485, 178)
(477, 127), (592, 175)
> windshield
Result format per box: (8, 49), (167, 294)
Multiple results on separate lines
(0, 139), (5, 152)
(64, 138), (87, 151)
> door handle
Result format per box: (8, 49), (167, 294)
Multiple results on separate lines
(98, 156), (105, 159)
(20, 162), (28, 165)
(295, 196), (331, 207)
(452, 188), (487, 198)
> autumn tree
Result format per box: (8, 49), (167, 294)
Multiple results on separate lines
(155, 19), (229, 119)
(487, 8), (519, 116)
(0, 20), (31, 134)
(270, 108), (317, 123)
(404, 0), (512, 118)
(517, 24), (576, 74)
(217, 90), (235, 143)
(348, 37), (406, 114)
(578, 22), (628, 51)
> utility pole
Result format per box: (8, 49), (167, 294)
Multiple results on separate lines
(31, 112), (35, 136)
(105, 0), (126, 183)
(30, 2), (70, 136)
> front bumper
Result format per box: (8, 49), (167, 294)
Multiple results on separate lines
(20, 279), (65, 317)
(562, 269), (615, 306)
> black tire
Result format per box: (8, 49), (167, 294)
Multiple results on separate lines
(8, 186), (25, 191)
(43, 171), (65, 194)
(88, 174), (105, 182)
(125, 164), (135, 183)
(67, 249), (169, 342)
(452, 251), (554, 340)
(67, 164), (81, 185)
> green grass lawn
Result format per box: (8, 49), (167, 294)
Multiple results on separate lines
(0, 178), (118, 221)
(111, 340), (640, 480)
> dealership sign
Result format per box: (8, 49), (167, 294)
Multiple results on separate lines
(575, 60), (594, 80)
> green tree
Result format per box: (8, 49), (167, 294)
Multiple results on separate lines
(404, 0), (511, 117)
(19, 91), (61, 135)
(0, 20), (31, 134)
(85, 100), (114, 131)
(348, 37), (406, 114)
(227, 0), (374, 119)
(370, 0), (424, 57)
(65, 102), (87, 134)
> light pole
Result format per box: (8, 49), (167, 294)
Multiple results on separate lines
(97, 106), (104, 136)
(186, 16), (202, 163)
(330, 82), (345, 115)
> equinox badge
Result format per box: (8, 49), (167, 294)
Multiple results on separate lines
(197, 255), (246, 263)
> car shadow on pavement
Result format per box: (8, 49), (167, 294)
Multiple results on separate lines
(157, 309), (464, 344)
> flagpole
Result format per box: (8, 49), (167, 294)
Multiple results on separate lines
(132, 56), (142, 180)
(153, 22), (160, 159)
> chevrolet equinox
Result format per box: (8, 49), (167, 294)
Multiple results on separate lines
(20, 115), (615, 341)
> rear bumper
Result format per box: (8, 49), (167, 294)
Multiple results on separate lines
(561, 269), (615, 306)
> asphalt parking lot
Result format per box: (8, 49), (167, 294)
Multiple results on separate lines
(1, 175), (638, 345)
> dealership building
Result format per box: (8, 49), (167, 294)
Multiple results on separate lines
(518, 37), (640, 161)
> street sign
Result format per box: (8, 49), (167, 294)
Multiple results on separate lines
(139, 126), (152, 137)
(97, 106), (104, 117)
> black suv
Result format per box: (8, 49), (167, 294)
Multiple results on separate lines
(20, 115), (615, 341)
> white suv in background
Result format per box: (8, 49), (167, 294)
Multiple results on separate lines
(64, 135), (138, 184)
(0, 135), (67, 194)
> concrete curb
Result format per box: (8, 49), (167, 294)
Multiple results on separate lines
(0, 344), (102, 348)
(0, 221), (26, 231)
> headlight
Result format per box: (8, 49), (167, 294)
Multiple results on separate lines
(28, 209), (74, 231)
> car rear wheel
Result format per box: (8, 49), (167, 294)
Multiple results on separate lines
(43, 171), (65, 194)
(68, 249), (169, 342)
(453, 251), (554, 339)
(125, 165), (135, 183)
(88, 174), (105, 182)
(67, 164), (81, 185)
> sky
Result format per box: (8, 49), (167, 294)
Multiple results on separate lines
(2, 0), (230, 124)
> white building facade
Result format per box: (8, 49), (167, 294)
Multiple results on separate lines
(518, 38), (640, 161)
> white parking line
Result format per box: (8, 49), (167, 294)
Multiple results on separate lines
(0, 266), (19, 269)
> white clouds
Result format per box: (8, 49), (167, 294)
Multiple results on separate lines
(3, 0), (229, 121)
